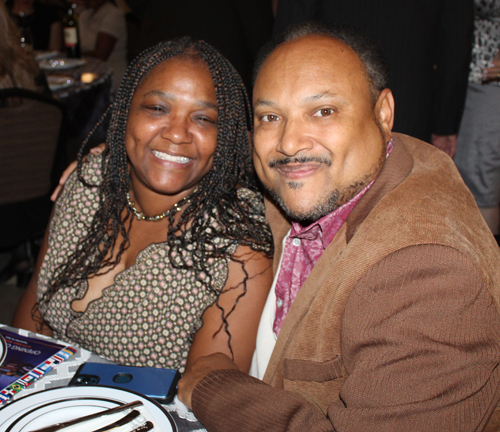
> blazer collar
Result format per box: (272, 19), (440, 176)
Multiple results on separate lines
(345, 133), (414, 243)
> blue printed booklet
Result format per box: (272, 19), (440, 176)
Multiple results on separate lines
(0, 328), (76, 404)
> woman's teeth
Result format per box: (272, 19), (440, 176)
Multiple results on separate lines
(152, 150), (191, 164)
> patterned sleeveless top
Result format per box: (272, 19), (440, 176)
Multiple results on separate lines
(37, 154), (268, 372)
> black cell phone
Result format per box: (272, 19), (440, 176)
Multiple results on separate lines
(69, 362), (180, 404)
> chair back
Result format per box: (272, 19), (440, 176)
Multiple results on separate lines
(0, 88), (66, 206)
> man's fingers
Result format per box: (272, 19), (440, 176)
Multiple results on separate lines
(90, 143), (106, 155)
(50, 144), (106, 202)
(50, 161), (77, 202)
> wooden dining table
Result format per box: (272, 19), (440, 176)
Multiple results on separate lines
(0, 325), (207, 432)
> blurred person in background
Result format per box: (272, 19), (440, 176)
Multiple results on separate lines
(454, 0), (500, 242)
(0, 1), (49, 94)
(0, 0), (52, 287)
(78, 0), (127, 90)
(6, 0), (62, 52)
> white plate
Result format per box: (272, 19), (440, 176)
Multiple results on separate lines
(39, 58), (86, 70)
(35, 51), (59, 61)
(47, 76), (75, 91)
(0, 386), (176, 431)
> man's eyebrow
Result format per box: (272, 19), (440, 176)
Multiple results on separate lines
(254, 91), (339, 109)
(303, 91), (337, 103)
(142, 90), (218, 110)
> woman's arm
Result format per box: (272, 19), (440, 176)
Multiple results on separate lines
(48, 20), (62, 52)
(185, 246), (273, 373)
(11, 225), (53, 336)
(85, 32), (117, 61)
(483, 51), (500, 82)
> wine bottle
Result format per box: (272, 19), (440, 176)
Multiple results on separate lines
(62, 3), (81, 58)
(18, 14), (34, 49)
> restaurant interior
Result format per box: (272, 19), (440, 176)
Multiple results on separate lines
(0, 0), (499, 429)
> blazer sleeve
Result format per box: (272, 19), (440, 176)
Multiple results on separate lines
(191, 244), (500, 432)
(431, 0), (474, 135)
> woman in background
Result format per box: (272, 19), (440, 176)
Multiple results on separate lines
(79, 0), (127, 89)
(454, 0), (500, 242)
(0, 1), (48, 93)
(6, 0), (61, 52)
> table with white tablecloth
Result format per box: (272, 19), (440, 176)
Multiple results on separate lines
(0, 325), (207, 432)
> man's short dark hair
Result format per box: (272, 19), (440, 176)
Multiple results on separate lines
(253, 21), (388, 103)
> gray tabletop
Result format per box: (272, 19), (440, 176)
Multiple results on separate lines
(0, 325), (207, 432)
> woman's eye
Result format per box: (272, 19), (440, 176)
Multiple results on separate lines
(313, 108), (335, 117)
(262, 114), (280, 122)
(144, 105), (166, 113)
(197, 116), (216, 124)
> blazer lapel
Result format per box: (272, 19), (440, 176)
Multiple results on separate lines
(263, 223), (348, 385)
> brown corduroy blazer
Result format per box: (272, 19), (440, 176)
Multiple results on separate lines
(192, 133), (500, 432)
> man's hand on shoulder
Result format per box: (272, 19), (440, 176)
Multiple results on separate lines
(50, 144), (106, 202)
(178, 353), (239, 409)
(431, 133), (457, 158)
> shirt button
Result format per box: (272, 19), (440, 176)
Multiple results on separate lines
(277, 298), (283, 308)
(292, 238), (301, 246)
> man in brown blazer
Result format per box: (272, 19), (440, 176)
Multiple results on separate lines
(178, 22), (500, 431)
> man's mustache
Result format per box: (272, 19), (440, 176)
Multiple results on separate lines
(268, 156), (332, 168)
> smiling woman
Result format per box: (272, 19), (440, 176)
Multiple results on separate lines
(126, 58), (219, 203)
(11, 38), (274, 373)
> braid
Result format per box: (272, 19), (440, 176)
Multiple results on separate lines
(40, 38), (273, 355)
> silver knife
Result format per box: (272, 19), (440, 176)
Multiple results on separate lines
(29, 400), (143, 432)
(91, 409), (142, 432)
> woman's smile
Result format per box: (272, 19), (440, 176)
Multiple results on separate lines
(151, 149), (192, 164)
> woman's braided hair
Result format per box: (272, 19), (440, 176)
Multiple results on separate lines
(40, 37), (273, 353)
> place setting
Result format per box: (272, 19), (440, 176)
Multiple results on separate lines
(34, 51), (59, 62)
(46, 76), (75, 92)
(0, 327), (185, 432)
(0, 386), (177, 432)
(38, 58), (87, 71)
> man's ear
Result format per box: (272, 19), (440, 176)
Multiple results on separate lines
(375, 88), (395, 140)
